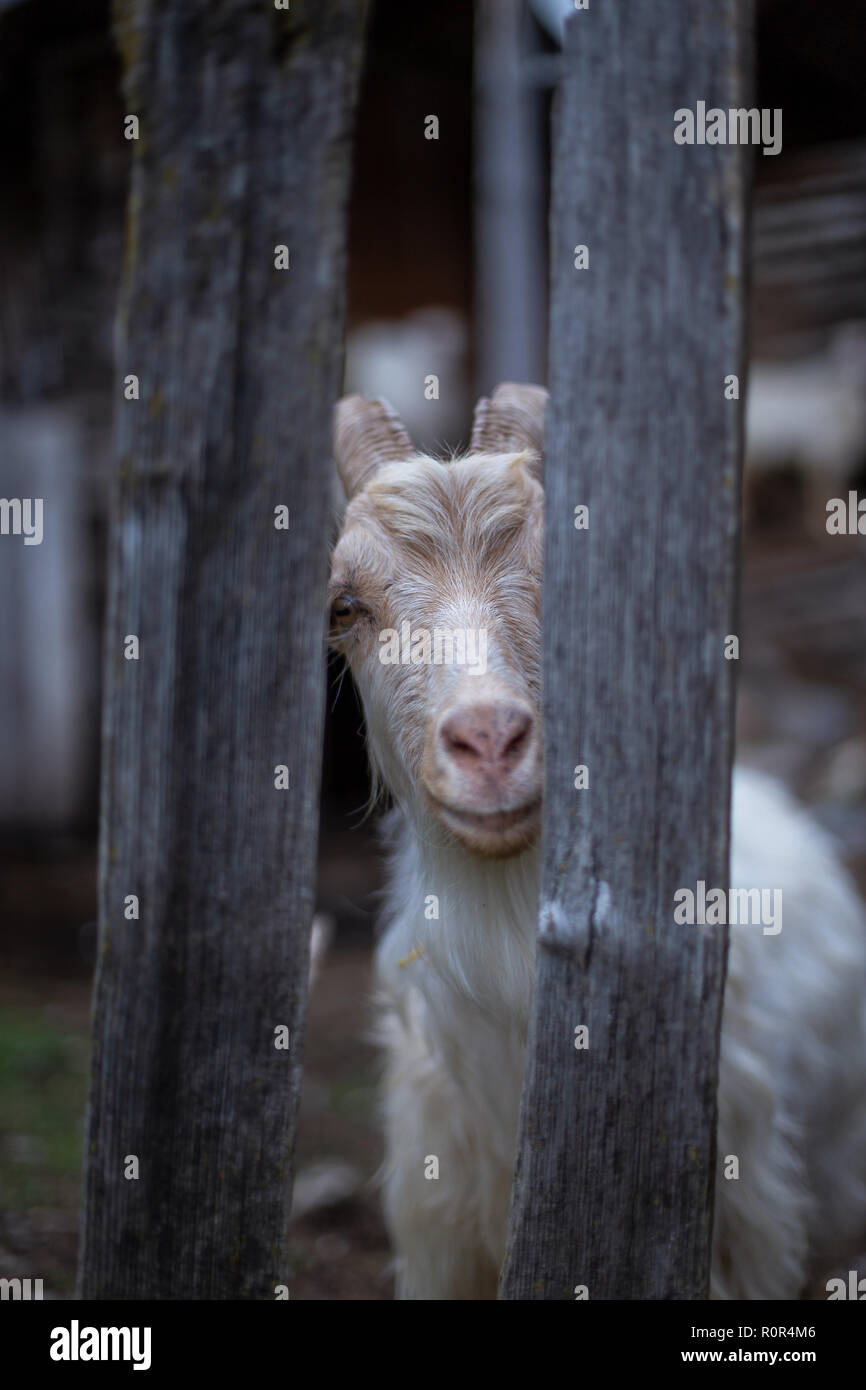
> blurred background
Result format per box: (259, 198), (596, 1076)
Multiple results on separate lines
(1, 0), (865, 1298)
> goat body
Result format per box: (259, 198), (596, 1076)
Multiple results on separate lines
(377, 766), (866, 1299)
(329, 384), (866, 1300)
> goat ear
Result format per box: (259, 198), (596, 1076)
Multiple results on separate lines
(469, 383), (548, 472)
(333, 395), (414, 500)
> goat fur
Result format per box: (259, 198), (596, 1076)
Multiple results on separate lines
(328, 403), (866, 1300)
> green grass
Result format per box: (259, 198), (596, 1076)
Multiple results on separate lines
(325, 1070), (377, 1120)
(0, 1007), (90, 1211)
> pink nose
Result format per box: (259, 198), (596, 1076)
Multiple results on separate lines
(439, 702), (534, 779)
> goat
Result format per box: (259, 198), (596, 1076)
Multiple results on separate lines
(327, 383), (866, 1300)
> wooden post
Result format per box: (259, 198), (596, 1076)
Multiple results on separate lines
(500, 1), (751, 1300)
(474, 0), (547, 395)
(78, 0), (367, 1299)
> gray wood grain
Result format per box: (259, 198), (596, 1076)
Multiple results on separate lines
(78, 0), (367, 1299)
(500, 0), (751, 1300)
(474, 0), (547, 395)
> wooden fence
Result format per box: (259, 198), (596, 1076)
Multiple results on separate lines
(79, 0), (749, 1300)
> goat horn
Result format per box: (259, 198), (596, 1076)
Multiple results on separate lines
(469, 383), (548, 463)
(333, 395), (414, 500)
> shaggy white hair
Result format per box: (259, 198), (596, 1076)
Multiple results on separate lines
(329, 390), (866, 1300)
(373, 769), (866, 1299)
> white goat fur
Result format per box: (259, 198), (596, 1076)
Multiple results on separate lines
(328, 393), (866, 1300)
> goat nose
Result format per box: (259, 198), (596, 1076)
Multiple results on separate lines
(439, 702), (533, 772)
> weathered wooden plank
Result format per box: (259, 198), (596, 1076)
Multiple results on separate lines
(500, 1), (751, 1299)
(474, 0), (547, 395)
(78, 0), (367, 1299)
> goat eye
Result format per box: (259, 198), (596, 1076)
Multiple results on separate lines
(330, 593), (359, 629)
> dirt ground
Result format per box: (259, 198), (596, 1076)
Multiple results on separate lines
(0, 941), (390, 1300)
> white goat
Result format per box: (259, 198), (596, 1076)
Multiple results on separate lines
(328, 384), (866, 1300)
